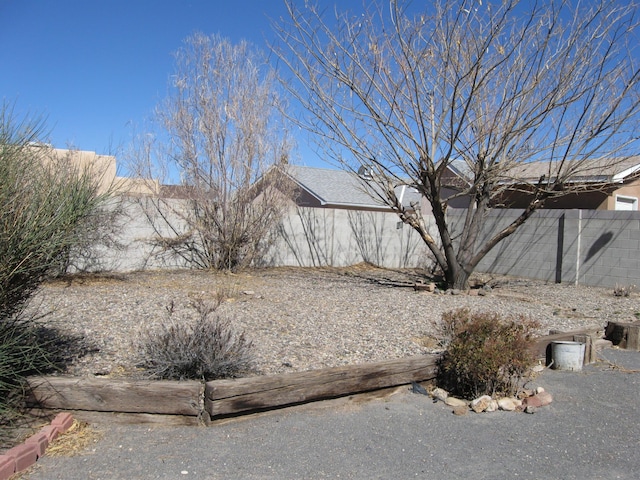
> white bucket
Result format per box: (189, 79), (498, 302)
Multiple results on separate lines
(551, 341), (585, 371)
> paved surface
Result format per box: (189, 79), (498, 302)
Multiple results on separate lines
(25, 349), (640, 480)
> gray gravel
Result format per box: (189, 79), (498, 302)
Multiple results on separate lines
(33, 267), (640, 378)
(24, 348), (640, 480)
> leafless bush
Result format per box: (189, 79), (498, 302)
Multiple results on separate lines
(613, 284), (635, 297)
(127, 33), (293, 271)
(135, 298), (254, 381)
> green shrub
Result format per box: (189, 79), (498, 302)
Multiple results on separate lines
(0, 321), (50, 434)
(0, 104), (111, 443)
(135, 299), (254, 381)
(0, 105), (113, 321)
(0, 317), (94, 446)
(435, 308), (538, 399)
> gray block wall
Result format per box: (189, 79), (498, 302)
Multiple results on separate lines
(265, 207), (431, 269)
(574, 210), (640, 287)
(447, 209), (640, 288)
(77, 197), (640, 288)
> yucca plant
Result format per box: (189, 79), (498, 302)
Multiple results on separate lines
(0, 103), (112, 438)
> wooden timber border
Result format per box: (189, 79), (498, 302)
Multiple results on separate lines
(26, 326), (603, 424)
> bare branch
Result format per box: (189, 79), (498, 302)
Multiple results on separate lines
(274, 0), (640, 288)
(127, 34), (293, 270)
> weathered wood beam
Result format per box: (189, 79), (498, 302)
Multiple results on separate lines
(529, 327), (602, 362)
(25, 327), (608, 424)
(205, 354), (439, 417)
(605, 321), (640, 351)
(26, 377), (203, 416)
(27, 408), (202, 426)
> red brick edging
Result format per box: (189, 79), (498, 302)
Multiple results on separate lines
(0, 412), (74, 479)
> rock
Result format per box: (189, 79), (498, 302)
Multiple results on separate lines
(445, 396), (468, 407)
(477, 285), (493, 296)
(522, 391), (553, 408)
(485, 399), (499, 412)
(535, 391), (553, 406)
(411, 381), (429, 395)
(524, 405), (537, 414)
(522, 395), (542, 408)
(518, 388), (535, 399)
(444, 288), (464, 295)
(471, 395), (493, 413)
(531, 364), (545, 373)
(431, 387), (449, 402)
(452, 405), (468, 416)
(497, 397), (517, 411)
(242, 290), (255, 296)
(535, 386), (545, 394)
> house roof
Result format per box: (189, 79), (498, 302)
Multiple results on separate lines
(501, 156), (640, 184)
(447, 156), (640, 185)
(283, 165), (421, 210)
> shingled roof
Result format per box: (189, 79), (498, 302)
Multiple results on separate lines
(283, 165), (421, 210)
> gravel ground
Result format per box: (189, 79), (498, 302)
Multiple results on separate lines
(32, 265), (640, 378)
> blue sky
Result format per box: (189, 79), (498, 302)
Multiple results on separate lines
(0, 0), (346, 168)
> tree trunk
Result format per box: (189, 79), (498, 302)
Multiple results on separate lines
(450, 268), (471, 291)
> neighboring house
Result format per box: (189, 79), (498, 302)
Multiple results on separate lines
(37, 146), (158, 196)
(278, 164), (423, 212)
(499, 157), (640, 210)
(446, 157), (640, 211)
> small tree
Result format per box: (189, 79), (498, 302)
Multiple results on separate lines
(274, 0), (640, 288)
(128, 33), (293, 270)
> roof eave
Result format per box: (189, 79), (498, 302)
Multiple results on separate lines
(613, 164), (640, 182)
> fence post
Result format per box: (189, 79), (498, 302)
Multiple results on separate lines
(575, 209), (583, 286)
(555, 213), (565, 283)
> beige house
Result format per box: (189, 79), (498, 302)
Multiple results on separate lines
(447, 157), (640, 211)
(40, 147), (158, 196)
(499, 157), (640, 210)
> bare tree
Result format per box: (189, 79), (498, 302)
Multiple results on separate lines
(129, 33), (293, 270)
(274, 0), (640, 288)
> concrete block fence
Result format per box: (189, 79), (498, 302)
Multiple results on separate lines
(448, 209), (640, 288)
(80, 197), (640, 288)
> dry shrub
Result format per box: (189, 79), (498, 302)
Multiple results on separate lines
(135, 298), (254, 381)
(435, 308), (538, 399)
(613, 284), (635, 297)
